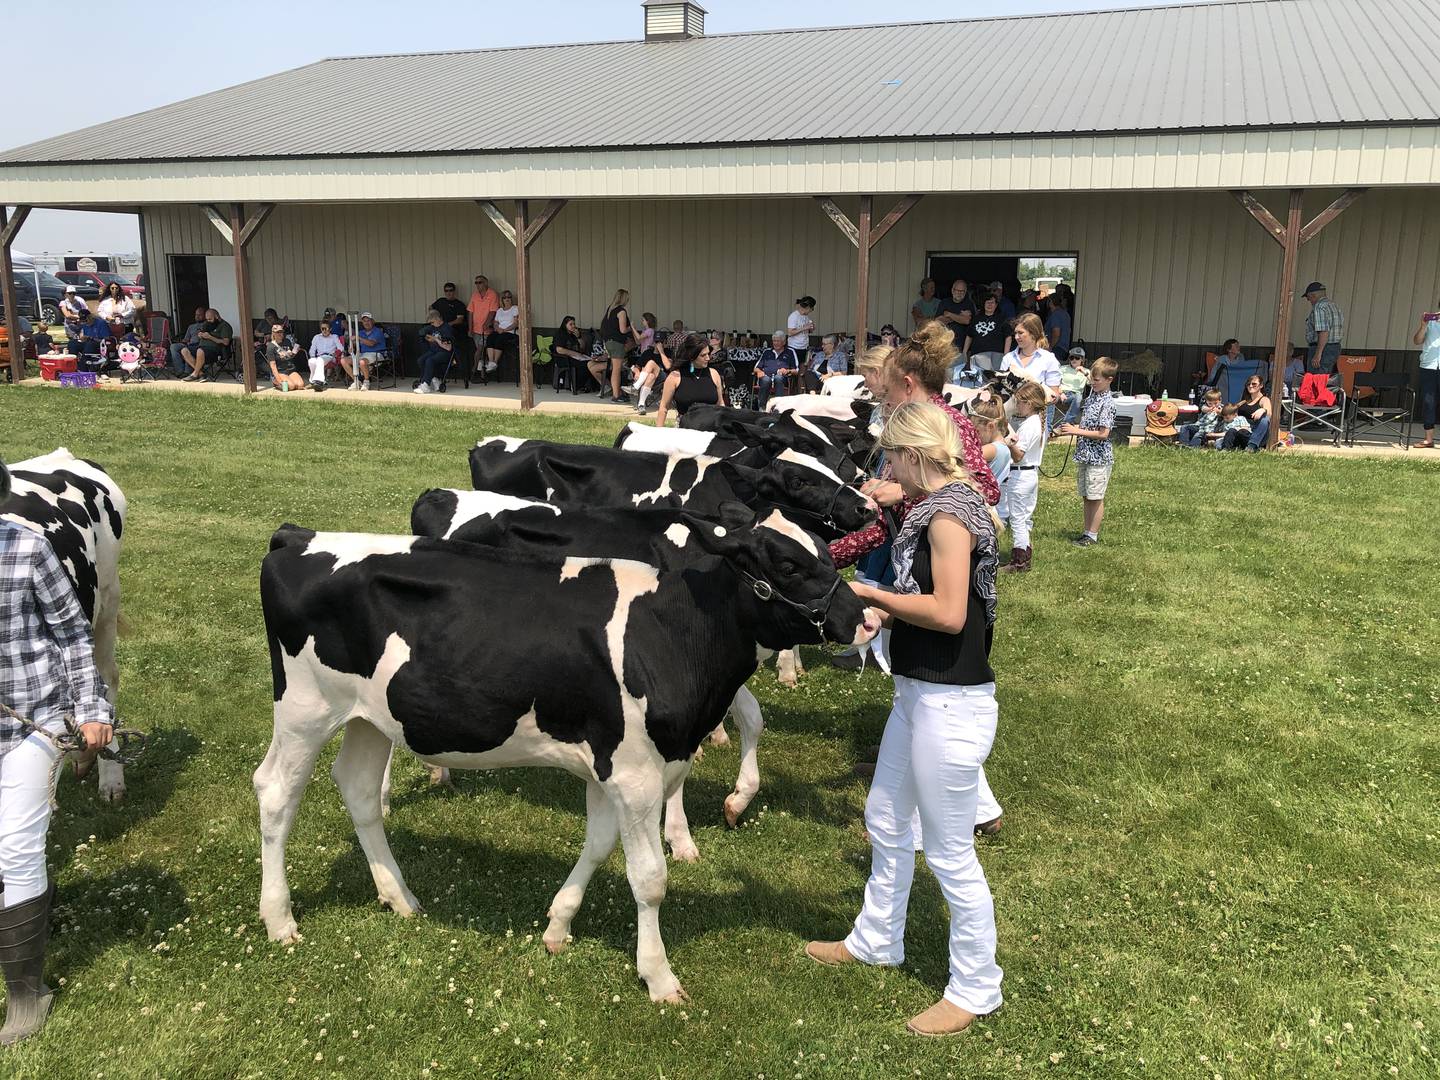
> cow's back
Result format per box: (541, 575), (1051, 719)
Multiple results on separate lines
(3, 448), (126, 623)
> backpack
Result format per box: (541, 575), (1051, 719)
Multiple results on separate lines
(1298, 372), (1335, 407)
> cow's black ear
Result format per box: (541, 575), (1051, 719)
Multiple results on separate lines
(677, 511), (745, 558)
(717, 501), (758, 533)
(717, 458), (761, 504)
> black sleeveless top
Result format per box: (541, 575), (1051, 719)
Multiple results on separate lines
(670, 365), (723, 415)
(1236, 396), (1267, 422)
(601, 306), (627, 344)
(889, 523), (996, 686)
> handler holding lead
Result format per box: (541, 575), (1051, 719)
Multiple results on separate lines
(806, 403), (1004, 1038)
(0, 457), (114, 1045)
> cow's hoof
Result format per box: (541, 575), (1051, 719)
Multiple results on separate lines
(268, 922), (302, 945)
(777, 674), (798, 689)
(650, 984), (689, 1005)
(380, 802), (391, 819)
(669, 839), (700, 863)
(543, 933), (570, 955)
(380, 892), (423, 918)
(98, 781), (126, 803)
(691, 745), (704, 763)
(426, 765), (454, 789)
(723, 794), (746, 829)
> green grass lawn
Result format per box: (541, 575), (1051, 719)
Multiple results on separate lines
(3, 387), (1438, 1079)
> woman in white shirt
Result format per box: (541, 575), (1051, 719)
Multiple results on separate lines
(96, 282), (135, 328)
(999, 313), (1061, 397)
(307, 318), (342, 390)
(787, 295), (816, 372)
(484, 291), (521, 373)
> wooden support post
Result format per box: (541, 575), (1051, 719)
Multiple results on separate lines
(231, 204), (257, 393)
(855, 196), (872, 353)
(514, 200), (533, 411)
(1235, 187), (1365, 448)
(1, 205), (31, 385)
(1268, 190), (1304, 447)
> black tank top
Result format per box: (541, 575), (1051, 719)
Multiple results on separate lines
(670, 365), (722, 415)
(1236, 396), (1266, 422)
(601, 306), (626, 344)
(889, 523), (996, 686)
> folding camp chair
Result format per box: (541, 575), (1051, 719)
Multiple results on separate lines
(1345, 372), (1415, 447)
(1282, 374), (1346, 444)
(142, 314), (174, 379)
(363, 324), (400, 389)
(1220, 359), (1265, 404)
(203, 342), (241, 382)
(1336, 355), (1377, 403)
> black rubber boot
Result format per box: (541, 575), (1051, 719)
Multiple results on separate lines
(0, 884), (55, 1046)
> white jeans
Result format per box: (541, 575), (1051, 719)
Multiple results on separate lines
(1008, 469), (1040, 549)
(0, 732), (63, 906)
(846, 677), (1004, 1014)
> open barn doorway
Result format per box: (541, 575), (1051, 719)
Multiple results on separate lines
(925, 252), (1079, 327)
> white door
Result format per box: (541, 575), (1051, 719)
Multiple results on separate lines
(204, 256), (240, 328)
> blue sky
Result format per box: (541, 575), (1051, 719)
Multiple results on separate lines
(3, 0), (1192, 254)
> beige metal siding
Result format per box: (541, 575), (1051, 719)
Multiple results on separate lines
(684, 5), (704, 37)
(645, 7), (683, 37)
(11, 125), (1440, 206)
(141, 187), (1440, 353)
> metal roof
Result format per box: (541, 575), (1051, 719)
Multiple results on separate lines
(3, 0), (1437, 165)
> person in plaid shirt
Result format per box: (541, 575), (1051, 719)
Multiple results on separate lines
(0, 457), (113, 1044)
(1053, 357), (1118, 546)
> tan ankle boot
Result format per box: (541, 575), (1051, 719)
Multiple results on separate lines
(804, 940), (857, 966)
(906, 998), (979, 1037)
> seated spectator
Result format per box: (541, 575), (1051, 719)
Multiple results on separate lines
(1178, 389), (1224, 447)
(485, 291), (520, 373)
(1281, 350), (1305, 393)
(637, 313), (658, 358)
(171, 306), (207, 375)
(1219, 375), (1271, 451)
(879, 324), (901, 349)
(59, 286), (88, 347)
(963, 294), (1012, 376)
(73, 311), (114, 373)
(180, 308), (232, 380)
(1055, 347), (1089, 425)
(97, 281), (136, 330)
(307, 317), (343, 392)
(346, 312), (385, 391)
(265, 324), (306, 392)
(414, 309), (453, 394)
(1203, 339), (1254, 397)
(253, 307), (286, 338)
(551, 315), (592, 388)
(754, 331), (800, 409)
(665, 319), (688, 354)
(654, 334), (724, 428)
(631, 333), (676, 416)
(804, 334), (849, 391)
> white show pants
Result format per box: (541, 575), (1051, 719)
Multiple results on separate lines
(0, 730), (63, 906)
(1008, 469), (1040, 549)
(308, 355), (327, 383)
(846, 676), (1004, 1014)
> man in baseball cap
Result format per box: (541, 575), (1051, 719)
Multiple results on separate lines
(988, 280), (1015, 320)
(1300, 282), (1344, 374)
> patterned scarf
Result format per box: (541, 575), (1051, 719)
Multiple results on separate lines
(890, 481), (998, 627)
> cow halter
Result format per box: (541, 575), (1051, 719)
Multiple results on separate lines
(779, 480), (859, 532)
(734, 568), (842, 631)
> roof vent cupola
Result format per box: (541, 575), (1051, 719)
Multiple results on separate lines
(643, 1), (706, 41)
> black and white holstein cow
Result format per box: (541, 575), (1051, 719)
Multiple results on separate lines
(411, 491), (814, 858)
(469, 437), (875, 689)
(1, 449), (128, 800)
(256, 519), (878, 1002)
(613, 411), (862, 483)
(680, 403), (876, 468)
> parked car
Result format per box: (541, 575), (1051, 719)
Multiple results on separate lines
(55, 269), (144, 300)
(31, 269), (69, 324)
(0, 273), (39, 322)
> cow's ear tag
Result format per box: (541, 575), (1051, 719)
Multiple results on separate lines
(713, 526), (727, 537)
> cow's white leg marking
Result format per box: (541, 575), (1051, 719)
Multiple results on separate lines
(543, 779), (618, 954)
(776, 648), (800, 688)
(662, 781), (699, 864)
(793, 649), (806, 678)
(723, 685), (765, 828)
(611, 764), (687, 1003)
(254, 707), (335, 943)
(332, 719), (422, 918)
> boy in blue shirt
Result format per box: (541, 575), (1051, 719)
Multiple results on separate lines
(1053, 356), (1117, 546)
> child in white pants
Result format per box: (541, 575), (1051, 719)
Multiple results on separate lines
(1001, 382), (1047, 575)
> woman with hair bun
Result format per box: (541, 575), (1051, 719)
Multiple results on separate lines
(806, 402), (1005, 1038)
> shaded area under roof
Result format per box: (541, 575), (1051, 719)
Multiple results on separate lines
(3, 0), (1438, 165)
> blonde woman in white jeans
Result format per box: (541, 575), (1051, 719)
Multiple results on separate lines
(807, 401), (1004, 1037)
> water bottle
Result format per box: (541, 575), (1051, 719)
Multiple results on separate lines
(1161, 389), (1169, 401)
